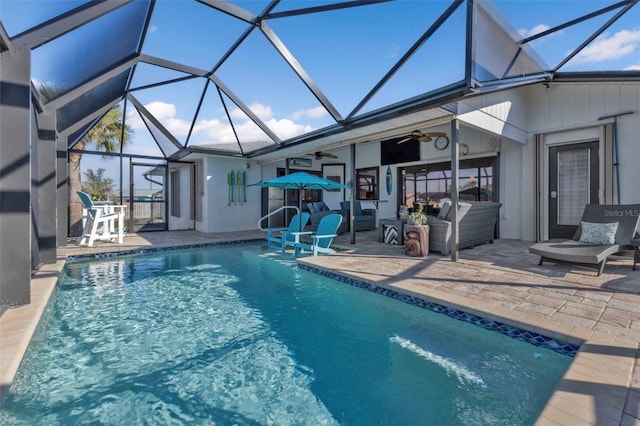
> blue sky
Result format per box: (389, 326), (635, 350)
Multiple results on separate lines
(1, 0), (639, 189)
(123, 0), (640, 153)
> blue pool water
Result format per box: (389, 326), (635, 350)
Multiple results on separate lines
(1, 244), (572, 425)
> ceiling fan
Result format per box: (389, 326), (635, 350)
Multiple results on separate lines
(397, 130), (447, 144)
(307, 151), (338, 160)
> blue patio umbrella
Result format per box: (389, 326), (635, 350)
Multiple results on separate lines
(250, 171), (350, 213)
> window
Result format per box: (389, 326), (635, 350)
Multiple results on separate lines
(356, 167), (378, 200)
(401, 157), (497, 211)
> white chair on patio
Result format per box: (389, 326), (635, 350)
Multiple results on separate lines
(77, 191), (126, 247)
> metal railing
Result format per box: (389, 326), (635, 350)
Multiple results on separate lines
(257, 205), (300, 231)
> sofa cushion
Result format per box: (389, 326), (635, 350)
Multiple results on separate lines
(579, 221), (619, 245)
(438, 200), (451, 220)
(310, 201), (330, 213)
(340, 201), (363, 215)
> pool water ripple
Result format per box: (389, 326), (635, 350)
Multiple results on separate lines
(1, 245), (571, 425)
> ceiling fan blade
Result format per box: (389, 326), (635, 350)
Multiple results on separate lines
(418, 135), (433, 142)
(423, 132), (446, 137)
(397, 136), (413, 144)
(322, 152), (338, 159)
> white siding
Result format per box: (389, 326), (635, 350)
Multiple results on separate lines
(195, 157), (262, 233)
(498, 82), (640, 241)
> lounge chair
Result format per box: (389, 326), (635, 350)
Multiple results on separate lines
(294, 213), (343, 256)
(265, 212), (310, 253)
(77, 191), (125, 246)
(529, 204), (640, 276)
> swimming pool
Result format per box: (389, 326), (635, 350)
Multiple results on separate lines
(1, 244), (572, 425)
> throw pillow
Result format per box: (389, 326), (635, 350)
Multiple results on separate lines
(438, 200), (451, 220)
(578, 221), (619, 245)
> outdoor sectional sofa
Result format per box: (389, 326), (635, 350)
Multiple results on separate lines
(340, 201), (376, 231)
(307, 201), (348, 235)
(427, 201), (502, 255)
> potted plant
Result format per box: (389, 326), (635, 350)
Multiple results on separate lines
(409, 202), (427, 225)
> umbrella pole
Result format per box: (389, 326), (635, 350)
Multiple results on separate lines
(298, 189), (303, 231)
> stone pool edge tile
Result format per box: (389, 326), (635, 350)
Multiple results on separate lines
(0, 259), (64, 404)
(64, 239), (266, 262)
(295, 259), (636, 426)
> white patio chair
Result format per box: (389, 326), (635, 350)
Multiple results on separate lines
(77, 191), (125, 246)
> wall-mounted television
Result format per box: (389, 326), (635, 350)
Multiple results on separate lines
(380, 136), (420, 165)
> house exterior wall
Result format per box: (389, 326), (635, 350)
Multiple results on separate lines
(501, 82), (640, 241)
(193, 83), (638, 244)
(453, 82), (639, 242)
(524, 82), (640, 204)
(196, 156), (261, 233)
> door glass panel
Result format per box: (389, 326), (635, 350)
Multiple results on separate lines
(130, 163), (166, 232)
(557, 149), (589, 225)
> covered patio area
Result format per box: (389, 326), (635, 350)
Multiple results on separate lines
(2, 231), (639, 424)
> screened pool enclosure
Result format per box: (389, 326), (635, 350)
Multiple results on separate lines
(1, 0), (639, 308)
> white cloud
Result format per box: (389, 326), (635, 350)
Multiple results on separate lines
(126, 101), (190, 136)
(291, 106), (327, 120)
(193, 118), (236, 142)
(128, 100), (314, 145)
(229, 102), (274, 121)
(264, 118), (313, 140)
(518, 24), (551, 39)
(624, 64), (640, 70)
(573, 29), (640, 63)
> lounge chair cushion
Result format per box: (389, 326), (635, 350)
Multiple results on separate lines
(529, 239), (621, 265)
(578, 221), (618, 245)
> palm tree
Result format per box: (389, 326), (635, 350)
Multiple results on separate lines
(69, 106), (132, 236)
(82, 168), (116, 202)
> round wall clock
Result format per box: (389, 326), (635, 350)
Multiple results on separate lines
(434, 135), (449, 150)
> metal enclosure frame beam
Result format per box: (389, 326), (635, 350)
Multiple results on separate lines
(0, 46), (32, 307)
(35, 110), (58, 264)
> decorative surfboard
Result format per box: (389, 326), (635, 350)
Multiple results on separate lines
(386, 166), (392, 196)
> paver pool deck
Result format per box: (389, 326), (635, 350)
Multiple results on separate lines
(1, 229), (639, 425)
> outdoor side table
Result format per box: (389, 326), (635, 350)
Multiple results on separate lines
(378, 218), (407, 245)
(404, 224), (429, 257)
